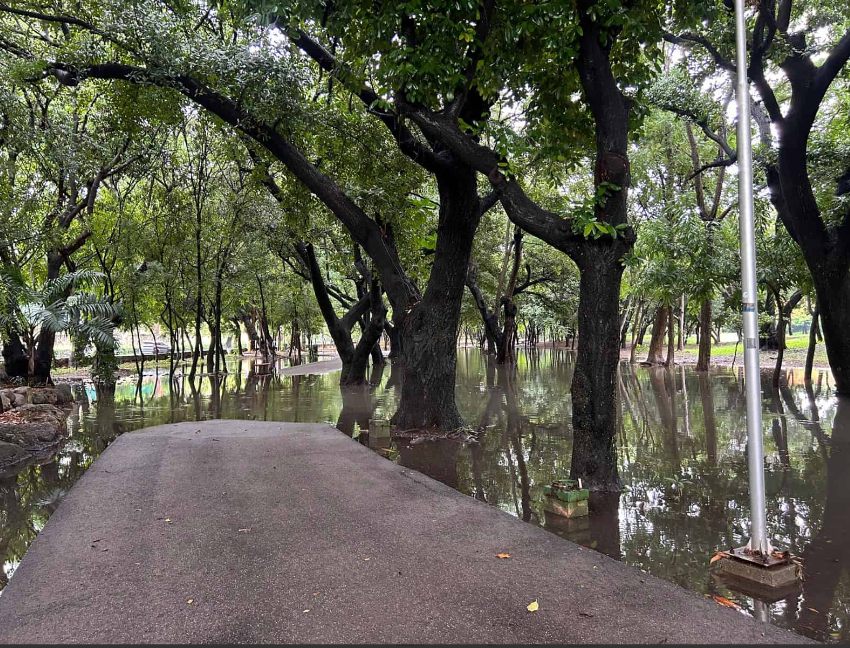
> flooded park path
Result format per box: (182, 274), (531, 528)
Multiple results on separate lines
(1, 348), (846, 642)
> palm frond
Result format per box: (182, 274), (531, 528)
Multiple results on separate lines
(31, 301), (71, 334)
(42, 270), (106, 303)
(77, 318), (117, 350)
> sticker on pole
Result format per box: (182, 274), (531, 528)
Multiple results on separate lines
(743, 303), (756, 312)
(746, 337), (758, 349)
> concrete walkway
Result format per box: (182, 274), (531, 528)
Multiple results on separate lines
(0, 421), (809, 644)
(277, 358), (341, 376)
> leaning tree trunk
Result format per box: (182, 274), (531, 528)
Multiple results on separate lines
(645, 307), (668, 365)
(628, 301), (643, 364)
(805, 303), (819, 384)
(772, 289), (803, 388)
(392, 162), (481, 431)
(569, 245), (627, 491)
(465, 259), (503, 356)
(384, 322), (401, 359)
(696, 298), (712, 371)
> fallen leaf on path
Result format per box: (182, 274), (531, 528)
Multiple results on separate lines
(164, 518), (172, 523)
(807, 607), (818, 613)
(713, 596), (740, 610)
(578, 612), (594, 618)
(238, 528), (250, 533)
(527, 600), (539, 612)
(303, 609), (310, 613)
(496, 553), (511, 559)
(363, 557), (371, 562)
(187, 599), (193, 605)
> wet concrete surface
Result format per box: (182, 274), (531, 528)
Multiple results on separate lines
(0, 420), (811, 644)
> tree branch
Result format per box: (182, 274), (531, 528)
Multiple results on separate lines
(287, 28), (448, 174)
(663, 32), (735, 72)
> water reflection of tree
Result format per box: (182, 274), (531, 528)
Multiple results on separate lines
(0, 460), (66, 592)
(4, 351), (849, 644)
(794, 397), (850, 643)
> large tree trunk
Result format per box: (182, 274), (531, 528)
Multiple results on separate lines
(569, 247), (626, 491)
(392, 162), (480, 431)
(31, 251), (64, 383)
(2, 331), (29, 379)
(645, 307), (668, 365)
(696, 298), (712, 371)
(239, 312), (259, 352)
(812, 272), (850, 394)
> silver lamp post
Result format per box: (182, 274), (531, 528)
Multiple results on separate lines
(733, 0), (770, 555)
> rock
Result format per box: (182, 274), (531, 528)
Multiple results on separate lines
(55, 384), (74, 404)
(0, 364), (8, 382)
(0, 392), (11, 412)
(11, 392), (27, 408)
(13, 404), (68, 432)
(0, 440), (28, 464)
(31, 388), (59, 406)
(0, 404), (67, 478)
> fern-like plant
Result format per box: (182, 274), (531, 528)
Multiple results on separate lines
(0, 267), (119, 381)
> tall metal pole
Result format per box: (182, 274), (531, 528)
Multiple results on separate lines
(734, 0), (770, 555)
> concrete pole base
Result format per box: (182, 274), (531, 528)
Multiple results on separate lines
(714, 548), (801, 590)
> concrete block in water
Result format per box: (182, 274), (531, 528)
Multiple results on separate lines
(543, 479), (589, 503)
(543, 479), (589, 518)
(369, 418), (391, 439)
(544, 497), (588, 519)
(715, 553), (801, 589)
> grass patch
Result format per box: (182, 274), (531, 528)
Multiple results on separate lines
(635, 334), (819, 357)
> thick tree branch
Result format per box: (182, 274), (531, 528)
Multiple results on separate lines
(287, 28), (448, 174)
(815, 27), (850, 101)
(479, 191), (499, 216)
(0, 3), (95, 30)
(663, 32), (735, 72)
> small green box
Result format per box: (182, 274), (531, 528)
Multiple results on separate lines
(543, 480), (589, 503)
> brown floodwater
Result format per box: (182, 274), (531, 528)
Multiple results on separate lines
(1, 348), (847, 643)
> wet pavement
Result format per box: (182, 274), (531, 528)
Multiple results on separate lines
(0, 420), (810, 644)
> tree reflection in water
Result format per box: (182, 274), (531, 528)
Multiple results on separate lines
(1, 349), (849, 643)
